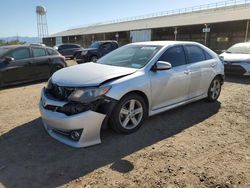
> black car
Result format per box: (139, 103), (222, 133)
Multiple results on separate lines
(0, 44), (67, 87)
(74, 41), (118, 63)
(54, 43), (81, 59)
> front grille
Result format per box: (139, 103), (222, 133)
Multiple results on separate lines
(224, 64), (246, 75)
(44, 102), (91, 115)
(47, 83), (74, 100)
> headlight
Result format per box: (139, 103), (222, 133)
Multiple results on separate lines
(81, 51), (88, 56)
(68, 86), (111, 103)
(47, 78), (52, 89)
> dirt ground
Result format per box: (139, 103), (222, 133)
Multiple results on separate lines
(0, 61), (249, 188)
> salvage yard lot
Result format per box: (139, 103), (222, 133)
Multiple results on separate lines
(0, 61), (249, 188)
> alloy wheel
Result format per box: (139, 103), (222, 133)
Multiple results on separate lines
(119, 99), (143, 130)
(210, 79), (221, 100)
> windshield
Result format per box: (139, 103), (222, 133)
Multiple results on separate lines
(0, 48), (10, 57)
(227, 43), (250, 54)
(97, 45), (161, 69)
(89, 42), (100, 49)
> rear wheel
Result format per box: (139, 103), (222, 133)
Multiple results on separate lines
(50, 65), (63, 76)
(109, 94), (147, 134)
(206, 77), (222, 102)
(90, 56), (98, 62)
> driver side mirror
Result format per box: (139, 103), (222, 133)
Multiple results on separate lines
(151, 61), (172, 72)
(4, 56), (14, 63)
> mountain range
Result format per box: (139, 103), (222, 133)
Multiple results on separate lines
(0, 36), (39, 43)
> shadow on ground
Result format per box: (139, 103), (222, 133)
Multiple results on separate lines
(225, 75), (250, 85)
(0, 100), (220, 187)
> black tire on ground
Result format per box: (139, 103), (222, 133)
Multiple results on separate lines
(90, 56), (98, 62)
(206, 76), (222, 102)
(109, 93), (147, 134)
(50, 65), (63, 76)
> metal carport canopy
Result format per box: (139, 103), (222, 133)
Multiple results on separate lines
(48, 4), (250, 37)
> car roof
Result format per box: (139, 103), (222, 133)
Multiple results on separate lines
(56, 43), (80, 46)
(130, 41), (201, 47)
(231, 42), (250, 46)
(92, 40), (118, 44)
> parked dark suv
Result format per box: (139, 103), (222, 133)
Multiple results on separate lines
(0, 44), (67, 87)
(74, 41), (118, 63)
(54, 43), (82, 59)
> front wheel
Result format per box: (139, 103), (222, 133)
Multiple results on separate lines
(206, 77), (222, 102)
(109, 94), (147, 134)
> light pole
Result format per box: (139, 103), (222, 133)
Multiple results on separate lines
(115, 33), (119, 43)
(204, 24), (208, 46)
(174, 27), (178, 41)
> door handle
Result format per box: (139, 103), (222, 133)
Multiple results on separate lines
(211, 62), (216, 67)
(184, 70), (190, 75)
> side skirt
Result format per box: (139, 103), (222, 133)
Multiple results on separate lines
(149, 94), (207, 116)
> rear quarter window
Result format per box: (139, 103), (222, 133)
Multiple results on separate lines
(203, 50), (213, 60)
(32, 48), (47, 57)
(47, 48), (59, 55)
(185, 45), (206, 63)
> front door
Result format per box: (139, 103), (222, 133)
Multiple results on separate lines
(150, 45), (190, 110)
(1, 47), (32, 84)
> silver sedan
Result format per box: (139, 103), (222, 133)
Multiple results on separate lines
(39, 41), (224, 148)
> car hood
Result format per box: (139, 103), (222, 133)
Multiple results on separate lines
(51, 62), (137, 87)
(220, 52), (250, 62)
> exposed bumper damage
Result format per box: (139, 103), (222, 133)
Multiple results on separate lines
(39, 88), (117, 148)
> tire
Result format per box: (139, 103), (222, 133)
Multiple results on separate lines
(206, 76), (222, 102)
(90, 56), (98, 62)
(109, 94), (147, 134)
(50, 65), (63, 76)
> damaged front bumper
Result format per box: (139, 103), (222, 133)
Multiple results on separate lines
(39, 88), (116, 148)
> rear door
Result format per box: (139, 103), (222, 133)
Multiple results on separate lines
(184, 45), (215, 98)
(31, 47), (50, 79)
(150, 45), (190, 110)
(2, 47), (32, 84)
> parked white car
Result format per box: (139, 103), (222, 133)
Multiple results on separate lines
(39, 41), (224, 148)
(220, 42), (250, 76)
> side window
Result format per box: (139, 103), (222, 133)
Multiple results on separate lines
(32, 48), (47, 57)
(185, 45), (206, 63)
(158, 46), (186, 67)
(203, 50), (213, 60)
(11, 48), (30, 60)
(102, 43), (112, 50)
(58, 45), (64, 50)
(47, 48), (59, 55)
(113, 42), (118, 48)
(71, 44), (79, 49)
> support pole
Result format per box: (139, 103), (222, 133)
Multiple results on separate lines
(245, 20), (249, 42)
(204, 24), (208, 46)
(174, 27), (178, 41)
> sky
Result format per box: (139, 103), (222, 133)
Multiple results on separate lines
(0, 0), (220, 37)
